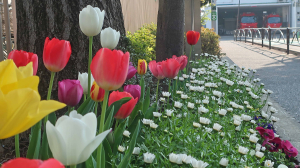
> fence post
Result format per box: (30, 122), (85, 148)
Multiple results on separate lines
(252, 29), (254, 45)
(287, 28), (290, 54)
(261, 28), (264, 48)
(269, 28), (271, 50)
(245, 30), (247, 43)
(3, 0), (12, 55)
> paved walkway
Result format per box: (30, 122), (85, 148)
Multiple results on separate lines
(220, 36), (300, 157)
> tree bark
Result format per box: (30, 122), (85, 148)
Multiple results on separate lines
(15, 0), (126, 101)
(156, 0), (184, 62)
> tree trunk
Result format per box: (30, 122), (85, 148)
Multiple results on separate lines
(156, 0), (184, 62)
(15, 0), (126, 101)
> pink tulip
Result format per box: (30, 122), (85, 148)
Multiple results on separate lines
(58, 79), (83, 107)
(149, 61), (165, 79)
(91, 48), (129, 91)
(126, 62), (137, 80)
(282, 140), (298, 158)
(172, 55), (188, 71)
(124, 85), (141, 101)
(161, 58), (182, 79)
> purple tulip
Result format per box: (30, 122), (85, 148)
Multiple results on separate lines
(126, 62), (137, 80)
(124, 85), (141, 101)
(58, 79), (83, 107)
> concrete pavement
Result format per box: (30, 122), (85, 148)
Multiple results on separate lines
(220, 36), (300, 158)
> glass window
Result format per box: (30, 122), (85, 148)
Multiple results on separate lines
(241, 16), (256, 23)
(268, 17), (280, 23)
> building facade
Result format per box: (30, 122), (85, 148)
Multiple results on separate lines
(205, 0), (300, 35)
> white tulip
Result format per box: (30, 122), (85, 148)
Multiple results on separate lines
(123, 130), (130, 138)
(278, 164), (288, 168)
(219, 158), (229, 166)
(142, 118), (154, 125)
(191, 159), (209, 168)
(249, 135), (259, 143)
(255, 151), (264, 158)
(241, 114), (252, 121)
(166, 109), (174, 116)
(100, 27), (120, 49)
(169, 153), (182, 164)
(238, 146), (249, 155)
(188, 102), (195, 109)
(150, 122), (158, 129)
(79, 5), (105, 36)
(144, 152), (155, 163)
(193, 122), (201, 128)
(162, 91), (171, 97)
(199, 117), (210, 125)
(78, 72), (94, 95)
(153, 112), (162, 117)
(118, 145), (126, 153)
(46, 111), (111, 165)
(213, 123), (222, 131)
(218, 109), (227, 116)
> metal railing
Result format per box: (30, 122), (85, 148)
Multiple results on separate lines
(234, 27), (300, 54)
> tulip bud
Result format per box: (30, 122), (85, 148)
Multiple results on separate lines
(43, 37), (71, 72)
(108, 91), (138, 119)
(8, 50), (38, 75)
(126, 62), (137, 80)
(186, 30), (200, 45)
(124, 85), (141, 101)
(79, 5), (105, 37)
(149, 61), (165, 79)
(90, 81), (105, 102)
(137, 59), (147, 75)
(78, 72), (94, 95)
(172, 55), (188, 71)
(58, 79), (83, 107)
(46, 111), (112, 165)
(100, 27), (120, 49)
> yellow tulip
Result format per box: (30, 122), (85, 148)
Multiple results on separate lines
(137, 59), (147, 75)
(0, 60), (66, 139)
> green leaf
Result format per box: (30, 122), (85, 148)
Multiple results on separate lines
(85, 155), (97, 168)
(113, 120), (127, 155)
(40, 132), (49, 160)
(77, 97), (96, 115)
(144, 103), (156, 119)
(104, 106), (115, 131)
(128, 102), (142, 126)
(140, 76), (145, 103)
(142, 88), (150, 113)
(48, 112), (57, 125)
(26, 122), (41, 159)
(128, 111), (142, 137)
(117, 121), (141, 168)
(103, 139), (113, 168)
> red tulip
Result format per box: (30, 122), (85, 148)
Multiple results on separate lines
(58, 79), (83, 107)
(2, 158), (65, 168)
(91, 48), (129, 91)
(90, 81), (105, 102)
(124, 85), (141, 101)
(186, 30), (200, 45)
(149, 61), (165, 79)
(8, 50), (38, 75)
(161, 58), (182, 79)
(43, 37), (71, 72)
(108, 91), (138, 119)
(172, 55), (188, 71)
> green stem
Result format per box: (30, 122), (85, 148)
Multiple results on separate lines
(155, 79), (160, 105)
(67, 106), (72, 115)
(43, 72), (55, 126)
(94, 102), (98, 116)
(187, 45), (193, 73)
(84, 94), (87, 101)
(97, 90), (109, 168)
(70, 165), (77, 168)
(167, 79), (171, 108)
(114, 120), (119, 131)
(88, 36), (93, 97)
(15, 134), (20, 157)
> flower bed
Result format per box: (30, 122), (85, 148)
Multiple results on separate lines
(0, 4), (298, 168)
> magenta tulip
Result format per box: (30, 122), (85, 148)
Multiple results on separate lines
(126, 62), (137, 80)
(124, 85), (141, 101)
(58, 79), (83, 107)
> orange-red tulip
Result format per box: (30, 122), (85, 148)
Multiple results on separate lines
(43, 37), (71, 72)
(2, 158), (65, 168)
(149, 61), (165, 80)
(90, 48), (129, 91)
(8, 50), (38, 75)
(172, 55), (188, 71)
(90, 81), (105, 102)
(161, 59), (182, 79)
(186, 30), (200, 45)
(108, 91), (138, 119)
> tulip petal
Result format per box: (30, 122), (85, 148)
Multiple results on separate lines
(18, 62), (33, 78)
(46, 121), (68, 165)
(69, 110), (83, 119)
(80, 112), (97, 136)
(77, 129), (112, 163)
(1, 158), (42, 168)
(55, 117), (94, 165)
(39, 158), (65, 168)
(0, 60), (19, 88)
(1, 76), (39, 94)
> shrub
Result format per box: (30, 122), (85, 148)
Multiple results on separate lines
(201, 27), (221, 56)
(126, 23), (157, 66)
